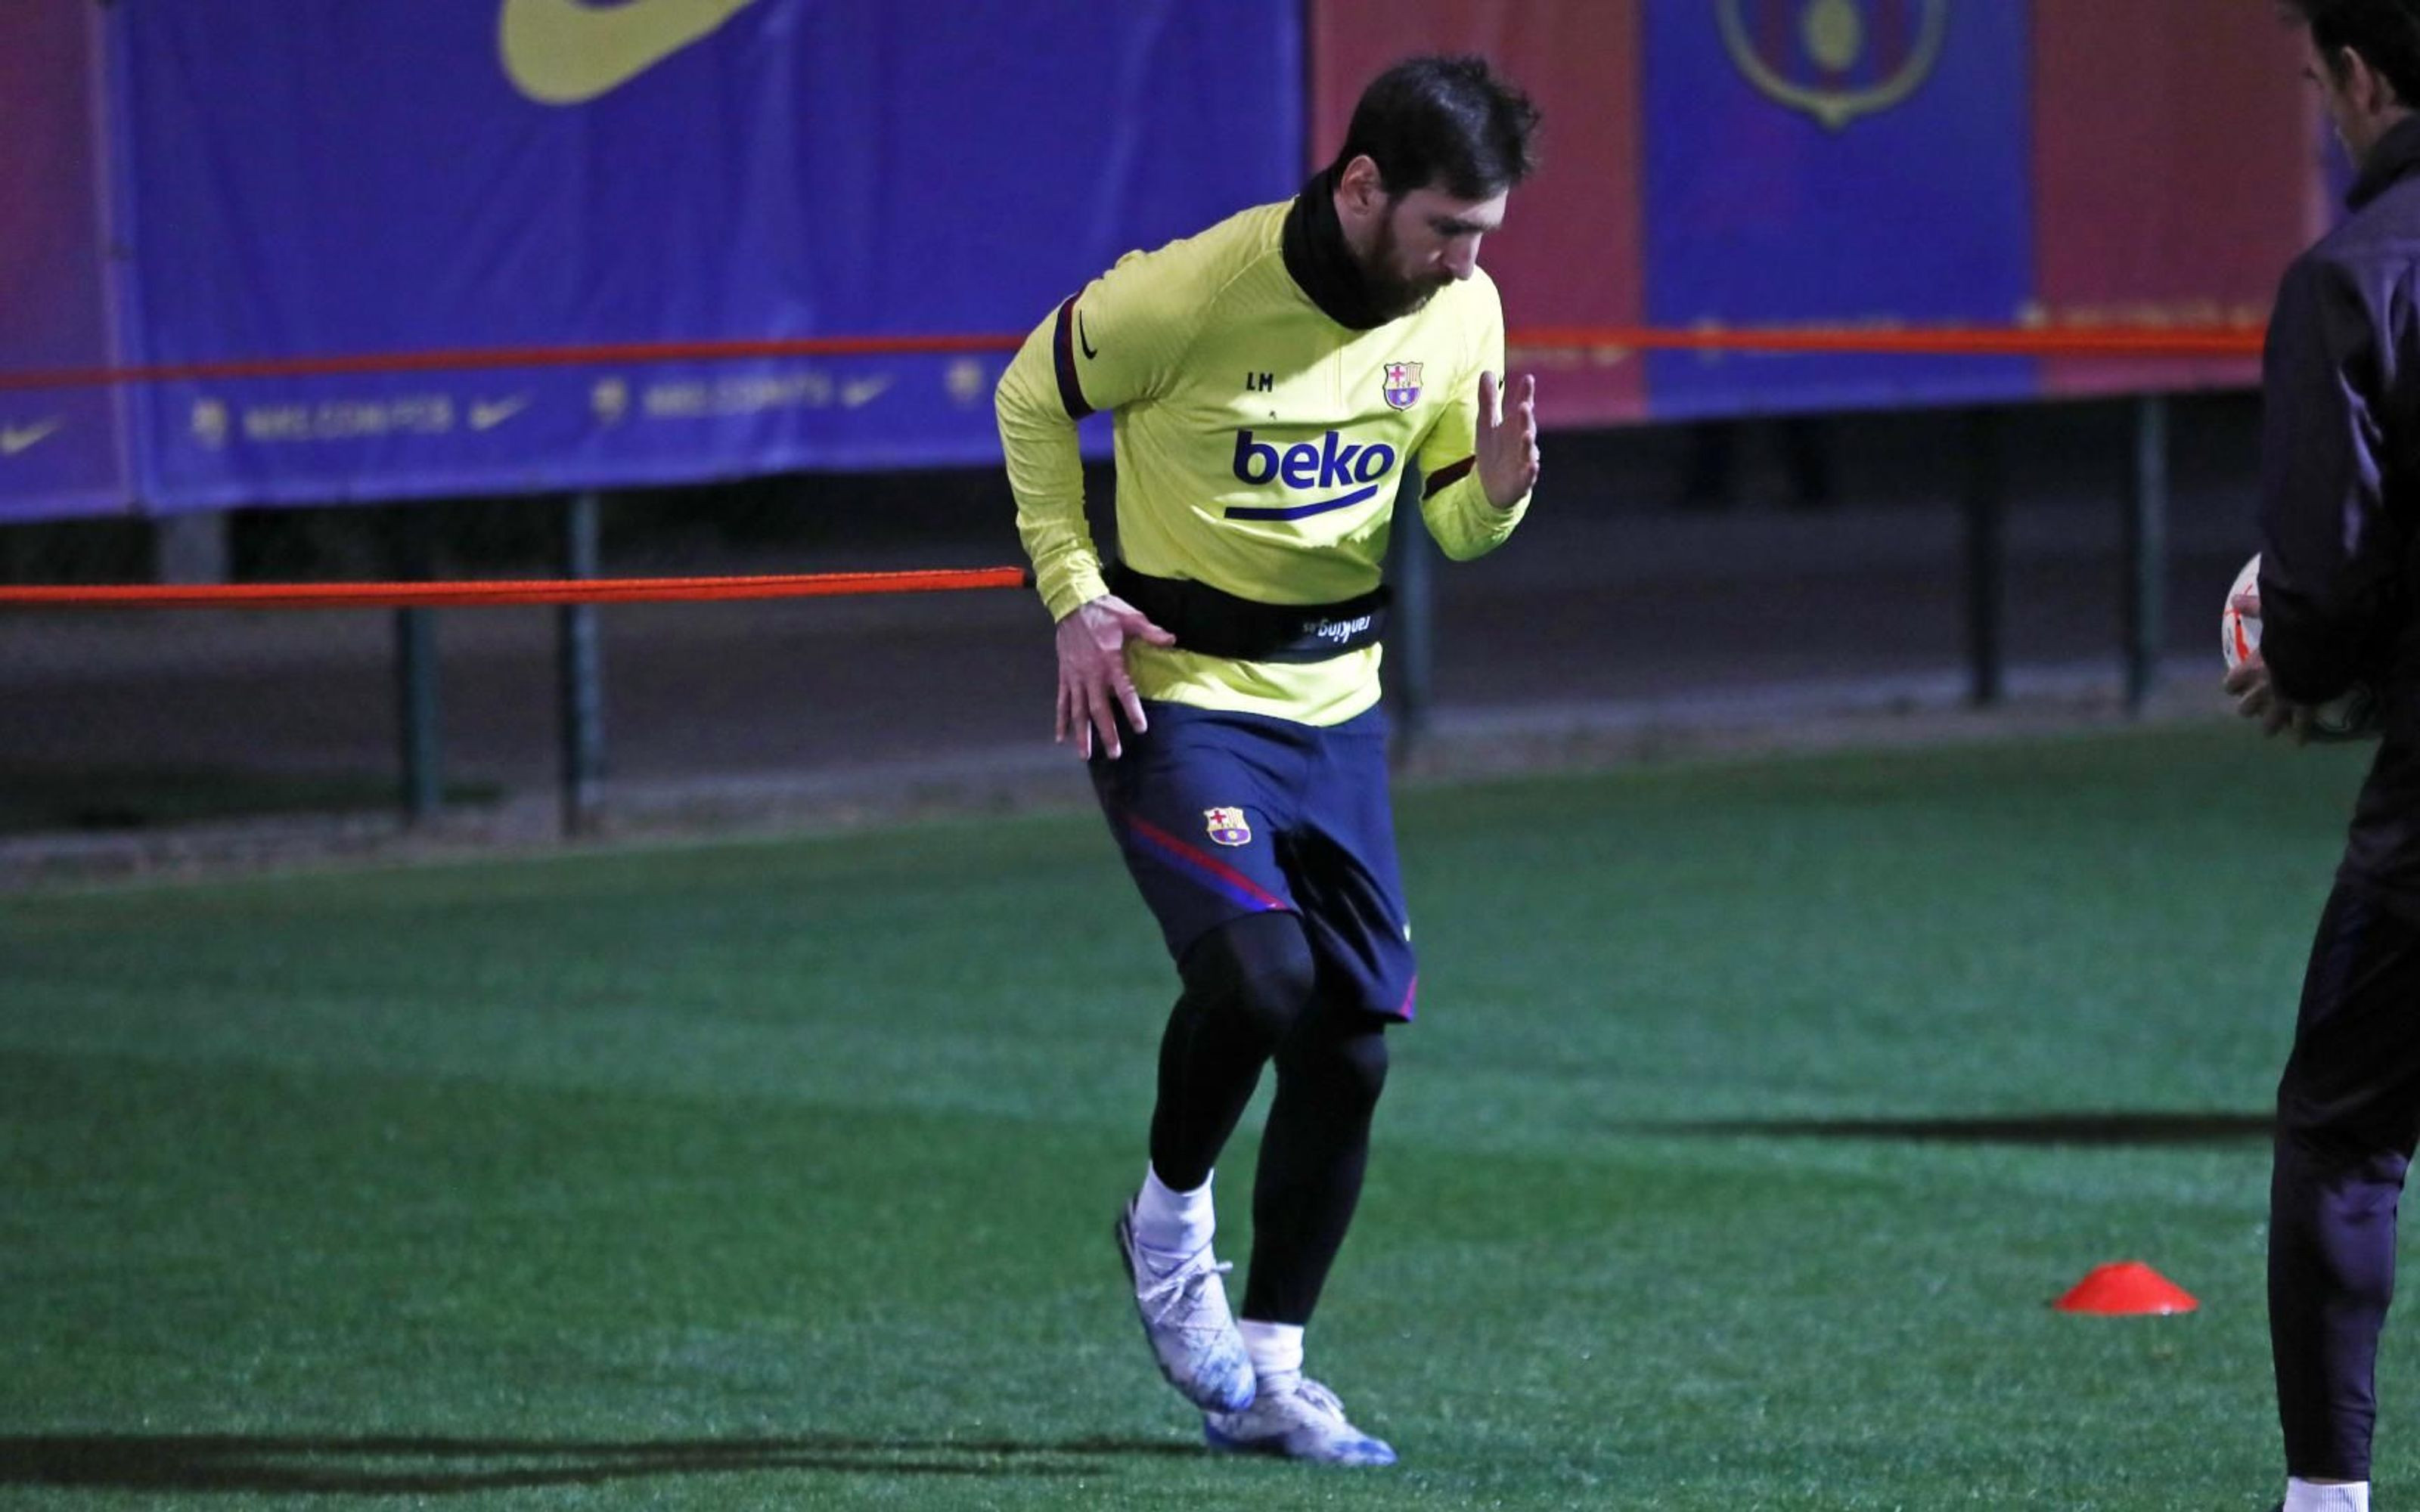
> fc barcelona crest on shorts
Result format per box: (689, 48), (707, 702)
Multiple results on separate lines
(1204, 807), (1252, 847)
(1382, 361), (1422, 411)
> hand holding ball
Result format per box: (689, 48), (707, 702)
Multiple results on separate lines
(2222, 553), (2380, 742)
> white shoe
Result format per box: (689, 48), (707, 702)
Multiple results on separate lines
(1204, 1373), (1396, 1466)
(1113, 1201), (1255, 1413)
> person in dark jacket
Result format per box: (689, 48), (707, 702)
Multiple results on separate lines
(2226, 6), (2420, 1510)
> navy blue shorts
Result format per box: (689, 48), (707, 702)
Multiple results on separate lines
(1088, 701), (1419, 1021)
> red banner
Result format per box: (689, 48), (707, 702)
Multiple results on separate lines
(1311, 0), (2322, 422)
(2029, 0), (2313, 395)
(1310, 1), (1648, 428)
(0, 2), (126, 517)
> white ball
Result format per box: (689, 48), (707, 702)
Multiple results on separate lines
(2223, 552), (2380, 741)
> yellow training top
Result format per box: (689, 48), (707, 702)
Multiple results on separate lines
(995, 192), (1530, 727)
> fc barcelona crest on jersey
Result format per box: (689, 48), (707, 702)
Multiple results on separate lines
(1204, 807), (1252, 847)
(1382, 361), (1423, 411)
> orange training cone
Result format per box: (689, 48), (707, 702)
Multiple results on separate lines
(2053, 1261), (2199, 1315)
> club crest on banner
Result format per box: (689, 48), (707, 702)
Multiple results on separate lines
(1204, 807), (1252, 847)
(1717, 0), (1947, 132)
(1382, 362), (1422, 411)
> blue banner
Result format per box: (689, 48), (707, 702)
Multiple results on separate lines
(110, 0), (1302, 510)
(1642, 0), (2037, 418)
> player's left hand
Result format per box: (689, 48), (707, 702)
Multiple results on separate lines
(1476, 370), (1539, 509)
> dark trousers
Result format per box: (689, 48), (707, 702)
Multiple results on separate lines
(2271, 881), (2420, 1481)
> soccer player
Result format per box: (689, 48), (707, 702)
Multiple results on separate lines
(994, 56), (1540, 1465)
(2228, 5), (2420, 1510)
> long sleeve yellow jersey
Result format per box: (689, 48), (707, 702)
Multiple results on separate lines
(995, 187), (1531, 727)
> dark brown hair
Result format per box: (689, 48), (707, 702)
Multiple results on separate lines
(2287, 0), (2420, 106)
(1328, 55), (1541, 201)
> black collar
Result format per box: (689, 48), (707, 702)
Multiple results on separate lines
(2350, 114), (2420, 209)
(1280, 168), (1393, 331)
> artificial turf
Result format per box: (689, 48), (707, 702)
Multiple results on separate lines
(0, 720), (2391, 1508)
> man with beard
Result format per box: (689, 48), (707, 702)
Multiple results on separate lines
(994, 55), (1541, 1466)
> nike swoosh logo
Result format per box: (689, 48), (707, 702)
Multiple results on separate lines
(470, 396), (532, 431)
(0, 418), (64, 456)
(499, 0), (766, 105)
(839, 376), (892, 410)
(1078, 314), (1100, 360)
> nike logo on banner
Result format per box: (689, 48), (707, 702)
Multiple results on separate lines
(499, 0), (766, 105)
(470, 396), (532, 431)
(0, 418), (64, 456)
(839, 376), (892, 410)
(1078, 315), (1099, 360)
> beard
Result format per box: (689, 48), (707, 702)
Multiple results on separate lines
(1354, 213), (1454, 322)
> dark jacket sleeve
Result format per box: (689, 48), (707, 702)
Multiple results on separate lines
(2257, 253), (2401, 705)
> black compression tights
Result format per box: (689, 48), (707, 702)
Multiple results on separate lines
(1149, 912), (1391, 1327)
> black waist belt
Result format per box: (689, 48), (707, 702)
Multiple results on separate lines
(1105, 563), (1388, 663)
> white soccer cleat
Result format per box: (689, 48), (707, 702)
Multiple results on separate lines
(1113, 1202), (1255, 1413)
(1203, 1373), (1396, 1467)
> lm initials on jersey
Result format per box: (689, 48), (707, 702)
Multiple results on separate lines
(1227, 429), (1401, 522)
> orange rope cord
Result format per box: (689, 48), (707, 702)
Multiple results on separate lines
(0, 324), (2262, 392)
(1509, 326), (2262, 358)
(0, 324), (2257, 610)
(0, 335), (1027, 392)
(0, 565), (1033, 612)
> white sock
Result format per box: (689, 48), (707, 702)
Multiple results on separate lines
(2285, 1478), (2370, 1512)
(1239, 1318), (1304, 1385)
(1131, 1165), (1215, 1268)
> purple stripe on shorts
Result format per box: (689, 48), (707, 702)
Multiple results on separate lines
(1122, 810), (1289, 915)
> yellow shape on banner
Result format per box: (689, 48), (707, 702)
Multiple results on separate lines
(1802, 0), (1863, 73)
(499, 0), (766, 106)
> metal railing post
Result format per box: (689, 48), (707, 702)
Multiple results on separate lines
(2123, 395), (2170, 714)
(1387, 465), (1433, 757)
(394, 506), (442, 826)
(1963, 407), (2006, 707)
(558, 491), (605, 835)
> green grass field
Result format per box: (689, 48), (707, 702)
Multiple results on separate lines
(0, 721), (2395, 1509)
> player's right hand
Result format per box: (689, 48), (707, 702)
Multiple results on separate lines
(1054, 594), (1177, 760)
(2222, 589), (2310, 743)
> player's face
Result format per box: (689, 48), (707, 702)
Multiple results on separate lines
(1361, 186), (1507, 320)
(2304, 29), (2397, 165)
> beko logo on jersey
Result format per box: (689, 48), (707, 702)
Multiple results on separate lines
(1226, 429), (1398, 522)
(1231, 429), (1396, 489)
